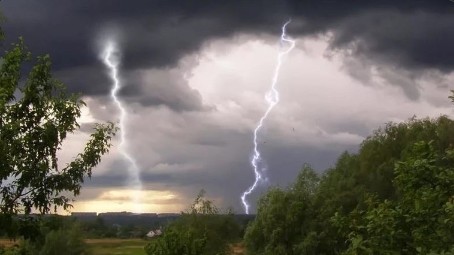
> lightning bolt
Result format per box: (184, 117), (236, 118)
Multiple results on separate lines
(102, 40), (143, 213)
(241, 20), (296, 214)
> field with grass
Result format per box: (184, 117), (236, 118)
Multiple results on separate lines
(1, 238), (245, 255)
(87, 239), (245, 255)
(86, 239), (148, 255)
(0, 239), (148, 255)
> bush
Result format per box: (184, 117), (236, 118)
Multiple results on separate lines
(145, 190), (241, 255)
(39, 224), (89, 255)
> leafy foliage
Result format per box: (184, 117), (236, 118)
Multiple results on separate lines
(0, 217), (89, 255)
(244, 166), (319, 255)
(145, 190), (241, 255)
(145, 228), (206, 255)
(0, 39), (116, 230)
(338, 141), (454, 254)
(39, 224), (88, 255)
(245, 95), (454, 255)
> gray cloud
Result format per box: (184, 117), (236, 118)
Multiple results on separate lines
(328, 10), (454, 72)
(122, 67), (206, 111)
(84, 141), (350, 212)
(3, 1), (454, 213)
(2, 0), (454, 104)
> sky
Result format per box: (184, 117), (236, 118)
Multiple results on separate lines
(1, 0), (454, 214)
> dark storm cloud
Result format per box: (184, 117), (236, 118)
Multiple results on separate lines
(121, 69), (206, 111)
(329, 10), (454, 71)
(53, 64), (111, 95)
(2, 0), (453, 102)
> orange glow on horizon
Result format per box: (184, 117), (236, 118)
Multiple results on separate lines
(61, 189), (185, 215)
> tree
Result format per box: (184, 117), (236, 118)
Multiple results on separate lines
(0, 39), (116, 227)
(39, 223), (88, 255)
(144, 228), (207, 255)
(337, 141), (454, 254)
(310, 116), (454, 254)
(0, 220), (90, 255)
(145, 190), (241, 255)
(244, 106), (454, 254)
(244, 166), (319, 255)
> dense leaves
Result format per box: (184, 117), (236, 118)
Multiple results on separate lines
(244, 166), (319, 255)
(0, 39), (116, 231)
(39, 224), (88, 255)
(145, 190), (242, 255)
(338, 141), (454, 254)
(245, 104), (454, 254)
(0, 216), (89, 255)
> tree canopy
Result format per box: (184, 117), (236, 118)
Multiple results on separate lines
(0, 39), (115, 223)
(145, 190), (242, 255)
(245, 99), (454, 254)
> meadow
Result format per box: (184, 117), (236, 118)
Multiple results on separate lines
(0, 239), (147, 255)
(87, 239), (148, 255)
(0, 238), (245, 255)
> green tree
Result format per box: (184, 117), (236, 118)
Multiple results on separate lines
(39, 223), (89, 255)
(244, 110), (454, 254)
(338, 141), (454, 254)
(1, 221), (90, 255)
(0, 39), (116, 233)
(244, 166), (319, 255)
(311, 116), (454, 254)
(145, 190), (241, 255)
(145, 228), (207, 255)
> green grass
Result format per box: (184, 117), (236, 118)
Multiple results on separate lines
(87, 239), (148, 255)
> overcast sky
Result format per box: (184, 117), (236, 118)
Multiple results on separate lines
(2, 0), (454, 214)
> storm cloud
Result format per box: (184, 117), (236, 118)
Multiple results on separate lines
(2, 1), (454, 213)
(2, 0), (454, 101)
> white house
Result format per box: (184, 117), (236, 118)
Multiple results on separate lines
(146, 229), (162, 238)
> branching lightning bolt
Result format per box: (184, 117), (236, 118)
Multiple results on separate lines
(103, 41), (143, 213)
(241, 20), (296, 214)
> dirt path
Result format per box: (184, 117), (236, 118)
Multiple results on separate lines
(0, 239), (17, 248)
(230, 242), (245, 255)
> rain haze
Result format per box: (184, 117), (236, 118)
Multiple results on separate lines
(2, 0), (454, 214)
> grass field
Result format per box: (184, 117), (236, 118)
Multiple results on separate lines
(86, 239), (148, 255)
(0, 238), (147, 255)
(1, 238), (245, 255)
